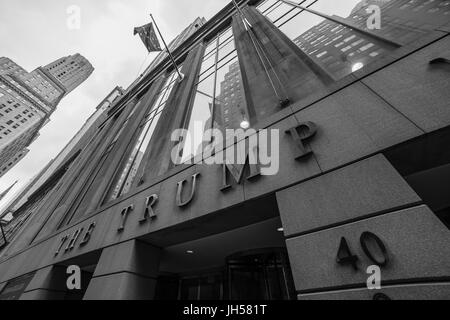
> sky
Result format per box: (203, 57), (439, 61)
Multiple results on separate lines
(0, 0), (230, 212)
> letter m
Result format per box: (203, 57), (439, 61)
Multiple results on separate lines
(221, 147), (260, 191)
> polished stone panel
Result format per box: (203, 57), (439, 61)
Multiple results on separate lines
(294, 82), (423, 172)
(83, 273), (157, 300)
(286, 205), (450, 292)
(298, 283), (450, 300)
(277, 154), (421, 236)
(363, 35), (450, 133)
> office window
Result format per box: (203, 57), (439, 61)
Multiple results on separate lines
(257, 0), (446, 80)
(179, 27), (249, 163)
(107, 69), (180, 201)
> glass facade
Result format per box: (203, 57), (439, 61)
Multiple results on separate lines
(56, 0), (450, 220)
(258, 0), (450, 80)
(1, 0), (450, 302)
(155, 249), (296, 300)
(108, 69), (180, 201)
(14, 0), (449, 240)
(179, 28), (249, 163)
(56, 104), (138, 228)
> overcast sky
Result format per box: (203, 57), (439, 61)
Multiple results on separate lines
(0, 0), (230, 211)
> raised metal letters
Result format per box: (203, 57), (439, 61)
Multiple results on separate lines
(176, 173), (200, 207)
(360, 231), (389, 267)
(55, 235), (69, 256)
(286, 121), (317, 159)
(118, 205), (134, 232)
(221, 148), (261, 192)
(139, 194), (158, 223)
(336, 232), (389, 271)
(80, 222), (96, 246)
(55, 221), (97, 257)
(65, 228), (83, 252)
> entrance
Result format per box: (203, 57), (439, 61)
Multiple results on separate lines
(227, 248), (294, 300)
(155, 217), (296, 300)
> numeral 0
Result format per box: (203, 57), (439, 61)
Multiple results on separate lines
(336, 232), (388, 270)
(360, 231), (388, 267)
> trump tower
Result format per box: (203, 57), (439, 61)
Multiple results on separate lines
(0, 0), (450, 300)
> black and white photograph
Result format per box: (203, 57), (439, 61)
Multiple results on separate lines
(0, 0), (449, 309)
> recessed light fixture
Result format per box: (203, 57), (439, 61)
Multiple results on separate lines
(277, 227), (284, 232)
(186, 250), (194, 254)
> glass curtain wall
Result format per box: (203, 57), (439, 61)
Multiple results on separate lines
(256, 0), (449, 80)
(56, 104), (138, 228)
(107, 69), (180, 201)
(179, 28), (249, 164)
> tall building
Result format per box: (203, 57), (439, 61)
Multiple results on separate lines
(41, 54), (94, 95)
(0, 54), (93, 178)
(0, 0), (450, 300)
(214, 60), (249, 131)
(0, 86), (123, 245)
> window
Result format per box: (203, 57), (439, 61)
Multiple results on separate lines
(179, 27), (249, 163)
(107, 69), (180, 201)
(257, 0), (446, 80)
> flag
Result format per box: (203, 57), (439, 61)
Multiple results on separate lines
(133, 22), (162, 52)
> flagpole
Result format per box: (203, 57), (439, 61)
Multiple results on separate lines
(149, 14), (184, 81)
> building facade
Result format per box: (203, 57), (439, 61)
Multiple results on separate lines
(1, 86), (124, 215)
(0, 0), (449, 300)
(0, 86), (124, 254)
(0, 54), (93, 178)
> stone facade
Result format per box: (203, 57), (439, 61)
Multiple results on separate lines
(0, 0), (449, 300)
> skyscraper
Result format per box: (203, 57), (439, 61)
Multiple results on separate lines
(0, 86), (123, 247)
(1, 0), (450, 301)
(41, 54), (94, 95)
(215, 60), (249, 131)
(0, 54), (93, 178)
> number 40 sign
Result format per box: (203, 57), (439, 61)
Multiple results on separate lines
(336, 231), (388, 291)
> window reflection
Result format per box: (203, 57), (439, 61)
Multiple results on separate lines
(108, 70), (179, 201)
(257, 0), (450, 80)
(180, 28), (250, 163)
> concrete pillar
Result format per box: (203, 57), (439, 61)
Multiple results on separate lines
(83, 240), (161, 300)
(19, 266), (67, 300)
(232, 6), (334, 124)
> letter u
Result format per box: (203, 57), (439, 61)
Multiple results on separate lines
(176, 173), (200, 207)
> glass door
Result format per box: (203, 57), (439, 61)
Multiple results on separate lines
(226, 248), (295, 300)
